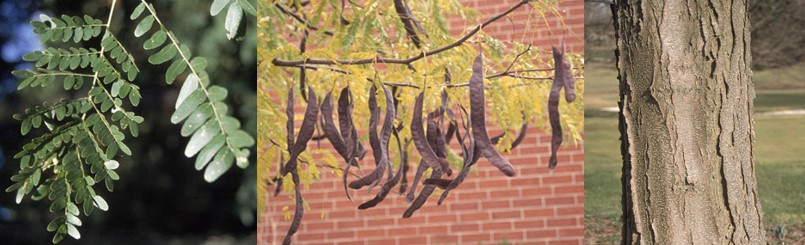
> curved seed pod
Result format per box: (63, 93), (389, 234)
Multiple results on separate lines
(321, 92), (357, 201)
(358, 127), (406, 209)
(282, 87), (319, 175)
(286, 85), (295, 155)
(548, 47), (565, 169)
(552, 46), (576, 102)
(427, 109), (480, 205)
(283, 172), (304, 245)
(299, 32), (308, 102)
(490, 122), (528, 149)
(393, 0), (426, 48)
(410, 92), (449, 173)
(338, 86), (367, 161)
(378, 84), (396, 185)
(405, 160), (427, 202)
(427, 119), (452, 176)
(468, 54), (516, 176)
(349, 85), (384, 189)
(281, 87), (318, 245)
(321, 92), (350, 160)
(402, 168), (442, 218)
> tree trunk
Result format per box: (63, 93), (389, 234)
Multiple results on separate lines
(612, 0), (765, 243)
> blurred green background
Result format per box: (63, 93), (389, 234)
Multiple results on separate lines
(584, 1), (805, 244)
(0, 0), (257, 244)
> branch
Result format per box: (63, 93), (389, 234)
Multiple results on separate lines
(271, 0), (534, 67)
(274, 3), (335, 36)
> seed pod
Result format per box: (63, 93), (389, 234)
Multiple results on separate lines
(348, 85), (384, 189)
(338, 86), (367, 161)
(549, 47), (566, 169)
(427, 119), (451, 176)
(358, 127), (405, 209)
(468, 54), (516, 176)
(552, 46), (576, 102)
(283, 172), (303, 245)
(348, 84), (395, 191)
(410, 92), (450, 174)
(490, 122), (528, 149)
(393, 0), (427, 48)
(281, 87), (318, 244)
(403, 120), (447, 218)
(406, 160), (428, 202)
(321, 92), (349, 159)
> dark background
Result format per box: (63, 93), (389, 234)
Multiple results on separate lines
(0, 0), (257, 244)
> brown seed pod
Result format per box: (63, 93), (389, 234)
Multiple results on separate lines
(405, 160), (427, 202)
(348, 84), (395, 190)
(410, 92), (450, 174)
(281, 87), (319, 245)
(358, 127), (405, 209)
(283, 172), (303, 245)
(548, 46), (567, 169)
(393, 0), (427, 48)
(553, 46), (576, 103)
(468, 54), (516, 176)
(403, 120), (447, 218)
(321, 92), (349, 159)
(338, 86), (367, 161)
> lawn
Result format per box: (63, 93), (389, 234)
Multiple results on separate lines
(584, 64), (805, 244)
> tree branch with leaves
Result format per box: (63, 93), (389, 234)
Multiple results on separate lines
(259, 0), (584, 243)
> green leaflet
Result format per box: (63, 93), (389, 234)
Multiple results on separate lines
(11, 3), (257, 243)
(225, 2), (243, 40)
(134, 15), (154, 37)
(165, 59), (187, 83)
(210, 0), (231, 16)
(196, 135), (226, 170)
(181, 103), (213, 137)
(148, 44), (177, 64)
(176, 74), (199, 109)
(143, 29), (166, 50)
(171, 89), (206, 124)
(204, 147), (234, 182)
(130, 3), (145, 20)
(185, 119), (220, 157)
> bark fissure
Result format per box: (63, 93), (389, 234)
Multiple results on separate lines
(614, 0), (765, 243)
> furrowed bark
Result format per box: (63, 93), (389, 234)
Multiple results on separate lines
(614, 0), (765, 243)
(468, 54), (515, 176)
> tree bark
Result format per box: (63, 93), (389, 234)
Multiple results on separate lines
(612, 0), (765, 243)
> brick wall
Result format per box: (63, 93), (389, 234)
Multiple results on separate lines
(259, 0), (584, 244)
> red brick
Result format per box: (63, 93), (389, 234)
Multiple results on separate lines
(326, 231), (355, 240)
(547, 218), (577, 227)
(450, 223), (480, 233)
(492, 210), (522, 219)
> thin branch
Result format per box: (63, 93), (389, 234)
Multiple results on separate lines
(271, 0), (534, 67)
(274, 3), (334, 36)
(487, 44), (532, 79)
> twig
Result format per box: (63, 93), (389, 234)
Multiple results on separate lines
(274, 3), (335, 36)
(271, 0), (534, 67)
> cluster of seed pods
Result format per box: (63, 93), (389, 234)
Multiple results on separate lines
(274, 50), (575, 243)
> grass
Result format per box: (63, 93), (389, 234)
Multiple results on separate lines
(584, 63), (805, 243)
